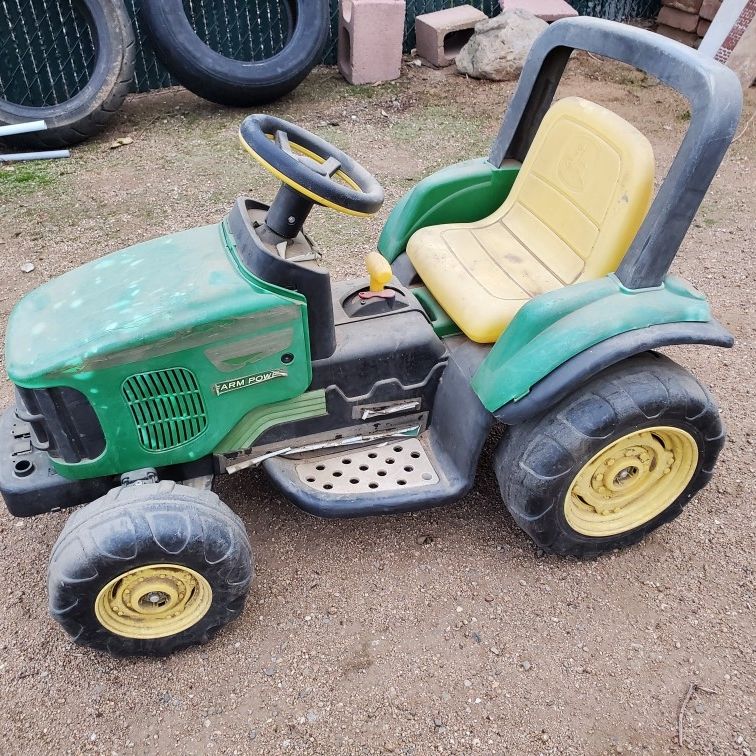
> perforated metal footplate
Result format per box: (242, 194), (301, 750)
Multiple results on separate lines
(295, 438), (440, 493)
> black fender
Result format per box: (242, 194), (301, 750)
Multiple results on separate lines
(494, 321), (733, 425)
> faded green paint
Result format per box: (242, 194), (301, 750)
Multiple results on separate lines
(204, 328), (294, 372)
(472, 274), (713, 412)
(377, 159), (520, 262)
(411, 287), (462, 339)
(216, 390), (327, 453)
(5, 222), (312, 480)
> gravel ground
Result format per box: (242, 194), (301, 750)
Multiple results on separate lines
(0, 58), (754, 756)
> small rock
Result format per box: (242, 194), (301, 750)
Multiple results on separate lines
(20, 262), (35, 273)
(248, 730), (257, 740)
(110, 136), (133, 149)
(306, 710), (318, 722)
(490, 646), (501, 656)
(456, 10), (548, 81)
(263, 666), (276, 676)
(520, 660), (532, 671)
(416, 533), (434, 545)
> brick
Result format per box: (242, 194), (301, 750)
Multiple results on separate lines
(415, 5), (488, 67)
(337, 0), (406, 85)
(699, 0), (721, 21)
(661, 0), (702, 14)
(697, 17), (711, 36)
(498, 0), (579, 22)
(655, 23), (700, 45)
(657, 6), (699, 32)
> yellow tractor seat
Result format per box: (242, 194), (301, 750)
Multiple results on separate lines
(407, 96), (655, 343)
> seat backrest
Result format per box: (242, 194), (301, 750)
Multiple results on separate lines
(499, 96), (655, 284)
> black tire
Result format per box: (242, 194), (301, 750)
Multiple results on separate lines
(0, 0), (135, 149)
(141, 0), (329, 107)
(48, 481), (253, 656)
(495, 352), (725, 558)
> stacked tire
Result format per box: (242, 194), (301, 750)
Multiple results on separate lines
(0, 0), (135, 148)
(141, 0), (330, 107)
(0, 0), (330, 149)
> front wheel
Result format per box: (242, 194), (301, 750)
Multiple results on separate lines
(48, 481), (253, 655)
(495, 353), (725, 557)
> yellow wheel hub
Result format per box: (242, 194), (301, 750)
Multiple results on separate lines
(565, 426), (698, 537)
(95, 563), (212, 639)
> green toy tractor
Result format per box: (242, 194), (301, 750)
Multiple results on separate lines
(0, 19), (743, 655)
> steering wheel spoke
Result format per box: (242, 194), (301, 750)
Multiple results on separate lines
(274, 129), (293, 155)
(317, 156), (342, 177)
(240, 114), (384, 219)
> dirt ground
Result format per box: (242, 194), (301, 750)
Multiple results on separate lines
(0, 56), (754, 756)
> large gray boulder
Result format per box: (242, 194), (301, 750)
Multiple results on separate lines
(456, 10), (548, 81)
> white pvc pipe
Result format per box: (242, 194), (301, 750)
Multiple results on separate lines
(0, 120), (47, 138)
(0, 150), (70, 162)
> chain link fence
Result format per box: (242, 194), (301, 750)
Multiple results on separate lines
(1, 0), (661, 105)
(0, 0), (96, 106)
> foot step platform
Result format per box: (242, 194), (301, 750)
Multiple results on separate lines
(295, 438), (439, 494)
(263, 360), (493, 518)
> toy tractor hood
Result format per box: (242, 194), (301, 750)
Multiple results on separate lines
(5, 223), (290, 386)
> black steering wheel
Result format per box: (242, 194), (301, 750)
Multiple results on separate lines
(239, 114), (384, 218)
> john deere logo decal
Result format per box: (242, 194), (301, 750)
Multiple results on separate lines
(213, 369), (287, 396)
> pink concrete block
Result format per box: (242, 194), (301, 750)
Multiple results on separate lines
(498, 0), (578, 22)
(657, 5), (699, 32)
(655, 22), (699, 46)
(338, 0), (406, 85)
(661, 0), (702, 14)
(697, 17), (711, 36)
(699, 0), (721, 20)
(415, 5), (488, 67)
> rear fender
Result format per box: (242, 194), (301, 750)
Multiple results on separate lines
(493, 321), (732, 424)
(471, 273), (732, 420)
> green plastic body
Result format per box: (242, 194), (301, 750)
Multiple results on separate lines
(411, 287), (461, 339)
(5, 223), (312, 480)
(471, 274), (713, 412)
(377, 158), (519, 262)
(215, 389), (327, 454)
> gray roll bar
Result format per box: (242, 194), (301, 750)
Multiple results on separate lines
(488, 17), (743, 290)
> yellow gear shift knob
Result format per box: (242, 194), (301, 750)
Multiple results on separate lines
(366, 252), (393, 292)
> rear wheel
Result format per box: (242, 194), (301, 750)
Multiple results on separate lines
(48, 481), (253, 655)
(495, 353), (725, 557)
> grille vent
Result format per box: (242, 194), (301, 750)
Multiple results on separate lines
(122, 368), (207, 452)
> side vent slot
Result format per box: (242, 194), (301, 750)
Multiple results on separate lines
(122, 368), (207, 452)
